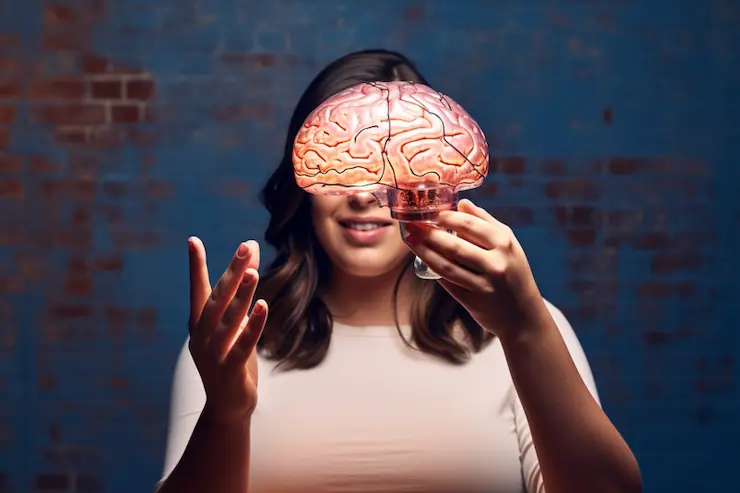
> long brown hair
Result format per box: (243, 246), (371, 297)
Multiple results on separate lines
(256, 49), (493, 370)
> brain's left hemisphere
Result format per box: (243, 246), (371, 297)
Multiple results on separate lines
(293, 91), (388, 189)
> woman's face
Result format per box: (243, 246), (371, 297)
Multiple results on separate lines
(311, 192), (412, 278)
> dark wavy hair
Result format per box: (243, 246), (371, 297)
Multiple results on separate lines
(255, 49), (493, 370)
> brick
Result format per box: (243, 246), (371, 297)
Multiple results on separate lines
(81, 55), (109, 74)
(88, 127), (126, 149)
(28, 77), (87, 100)
(544, 179), (600, 200)
(90, 80), (122, 100)
(0, 153), (22, 172)
(43, 4), (76, 25)
(53, 127), (88, 146)
(33, 104), (107, 126)
(0, 128), (8, 149)
(608, 157), (648, 175)
(650, 252), (701, 274)
(48, 304), (93, 319)
(563, 229), (597, 247)
(0, 58), (19, 74)
(126, 79), (155, 100)
(70, 207), (91, 227)
(603, 106), (613, 124)
(42, 30), (92, 52)
(0, 35), (21, 48)
(110, 104), (141, 123)
(0, 80), (21, 99)
(500, 156), (525, 174)
(0, 179), (22, 199)
(38, 178), (96, 200)
(90, 255), (123, 271)
(64, 277), (93, 296)
(0, 106), (15, 123)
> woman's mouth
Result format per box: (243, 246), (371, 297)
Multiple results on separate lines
(339, 220), (393, 245)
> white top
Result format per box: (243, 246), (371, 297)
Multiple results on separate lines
(161, 301), (600, 493)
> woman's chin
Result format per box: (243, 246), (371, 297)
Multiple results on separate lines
(334, 252), (412, 279)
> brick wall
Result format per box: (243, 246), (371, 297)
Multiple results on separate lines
(0, 1), (738, 492)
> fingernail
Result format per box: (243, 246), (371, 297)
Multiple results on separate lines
(237, 242), (249, 258)
(254, 299), (266, 314)
(406, 234), (420, 246)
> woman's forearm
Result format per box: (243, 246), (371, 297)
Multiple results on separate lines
(157, 404), (251, 493)
(500, 306), (642, 493)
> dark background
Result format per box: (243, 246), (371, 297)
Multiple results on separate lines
(0, 1), (737, 492)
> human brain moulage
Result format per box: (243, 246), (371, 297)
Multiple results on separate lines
(291, 80), (489, 207)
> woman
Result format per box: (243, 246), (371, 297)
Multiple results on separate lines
(157, 50), (642, 493)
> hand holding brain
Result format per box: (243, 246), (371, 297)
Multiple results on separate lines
(292, 81), (489, 197)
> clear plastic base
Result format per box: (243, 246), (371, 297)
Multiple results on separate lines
(388, 188), (459, 281)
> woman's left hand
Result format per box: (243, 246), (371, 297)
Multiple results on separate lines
(404, 199), (549, 342)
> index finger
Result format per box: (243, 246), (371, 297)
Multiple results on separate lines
(188, 236), (211, 330)
(244, 240), (260, 272)
(433, 210), (496, 250)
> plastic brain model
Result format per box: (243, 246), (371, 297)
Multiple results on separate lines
(291, 81), (490, 279)
(292, 81), (489, 214)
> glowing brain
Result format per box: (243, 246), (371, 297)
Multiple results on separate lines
(292, 81), (489, 201)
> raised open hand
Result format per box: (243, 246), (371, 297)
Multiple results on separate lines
(187, 237), (268, 425)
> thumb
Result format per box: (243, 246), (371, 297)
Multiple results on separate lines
(188, 237), (212, 329)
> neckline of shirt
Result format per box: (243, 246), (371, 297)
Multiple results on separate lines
(332, 321), (412, 338)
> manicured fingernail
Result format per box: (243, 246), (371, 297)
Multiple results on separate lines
(406, 234), (420, 246)
(237, 242), (249, 258)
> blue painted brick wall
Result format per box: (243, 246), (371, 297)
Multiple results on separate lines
(0, 1), (737, 492)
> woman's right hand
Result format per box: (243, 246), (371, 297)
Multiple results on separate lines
(187, 237), (268, 425)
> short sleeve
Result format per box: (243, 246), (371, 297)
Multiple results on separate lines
(514, 301), (601, 493)
(158, 338), (207, 486)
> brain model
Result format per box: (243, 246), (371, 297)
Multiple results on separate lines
(291, 81), (489, 211)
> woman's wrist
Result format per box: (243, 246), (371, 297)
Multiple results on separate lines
(201, 401), (253, 430)
(494, 293), (555, 349)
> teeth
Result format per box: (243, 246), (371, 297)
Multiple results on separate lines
(345, 222), (383, 231)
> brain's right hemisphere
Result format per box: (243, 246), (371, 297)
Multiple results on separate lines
(292, 81), (489, 194)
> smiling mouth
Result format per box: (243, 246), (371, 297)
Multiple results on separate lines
(339, 221), (392, 231)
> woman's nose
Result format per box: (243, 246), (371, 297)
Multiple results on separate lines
(347, 192), (378, 208)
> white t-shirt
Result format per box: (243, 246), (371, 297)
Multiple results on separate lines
(161, 300), (600, 493)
